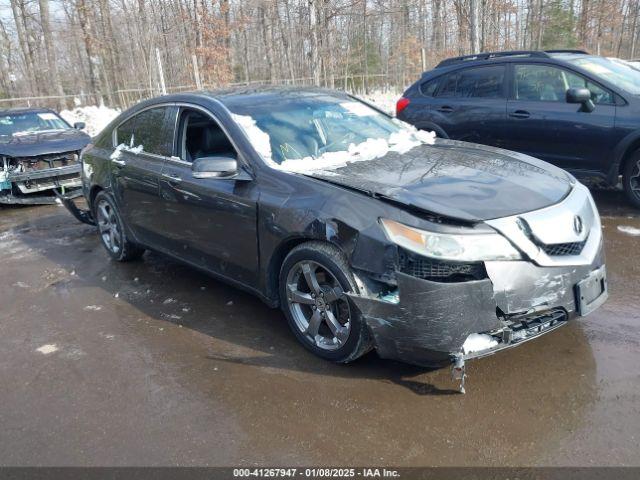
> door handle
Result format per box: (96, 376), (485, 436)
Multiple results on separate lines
(437, 106), (454, 113)
(509, 110), (531, 119)
(111, 158), (126, 167)
(162, 172), (182, 183)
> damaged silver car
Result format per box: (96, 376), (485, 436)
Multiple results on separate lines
(0, 108), (90, 204)
(61, 88), (608, 391)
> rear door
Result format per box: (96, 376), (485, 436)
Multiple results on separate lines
(111, 105), (177, 247)
(504, 63), (616, 171)
(428, 64), (508, 146)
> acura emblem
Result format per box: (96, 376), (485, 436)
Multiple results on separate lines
(573, 215), (584, 235)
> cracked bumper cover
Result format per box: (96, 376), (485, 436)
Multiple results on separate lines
(348, 246), (606, 367)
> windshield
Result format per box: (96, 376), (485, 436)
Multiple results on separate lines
(0, 112), (70, 138)
(567, 56), (640, 94)
(227, 94), (434, 172)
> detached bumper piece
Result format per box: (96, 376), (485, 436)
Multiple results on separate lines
(54, 188), (95, 226)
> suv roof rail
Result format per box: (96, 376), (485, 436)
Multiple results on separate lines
(544, 49), (590, 55)
(434, 49), (591, 69)
(435, 50), (550, 68)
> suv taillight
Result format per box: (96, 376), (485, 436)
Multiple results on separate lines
(396, 97), (410, 116)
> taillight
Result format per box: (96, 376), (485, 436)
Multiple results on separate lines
(396, 97), (410, 116)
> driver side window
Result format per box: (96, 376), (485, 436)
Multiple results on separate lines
(514, 64), (614, 104)
(177, 108), (237, 162)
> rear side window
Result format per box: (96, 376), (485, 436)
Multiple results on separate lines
(133, 107), (173, 156)
(116, 116), (137, 147)
(420, 78), (439, 96)
(436, 66), (505, 98)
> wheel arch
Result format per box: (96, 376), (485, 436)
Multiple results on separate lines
(88, 185), (103, 212)
(611, 132), (640, 183)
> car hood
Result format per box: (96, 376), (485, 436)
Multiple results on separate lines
(0, 129), (91, 157)
(308, 139), (573, 222)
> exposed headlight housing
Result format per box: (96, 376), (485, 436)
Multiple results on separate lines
(380, 218), (522, 262)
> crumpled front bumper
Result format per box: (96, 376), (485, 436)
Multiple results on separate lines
(348, 247), (606, 367)
(0, 164), (82, 204)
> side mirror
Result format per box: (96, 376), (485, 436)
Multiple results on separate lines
(192, 155), (239, 179)
(566, 88), (595, 113)
(73, 122), (86, 130)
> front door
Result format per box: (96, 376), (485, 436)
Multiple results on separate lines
(504, 63), (617, 172)
(157, 106), (259, 288)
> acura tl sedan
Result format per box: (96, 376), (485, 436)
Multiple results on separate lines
(61, 87), (608, 391)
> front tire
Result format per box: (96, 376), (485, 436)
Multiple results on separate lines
(279, 241), (372, 363)
(93, 191), (145, 262)
(623, 152), (640, 209)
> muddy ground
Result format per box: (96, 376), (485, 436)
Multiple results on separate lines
(0, 190), (639, 467)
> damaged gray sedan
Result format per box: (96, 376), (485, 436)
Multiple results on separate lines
(62, 88), (608, 390)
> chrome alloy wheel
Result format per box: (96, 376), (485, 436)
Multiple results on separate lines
(285, 260), (351, 351)
(96, 199), (122, 254)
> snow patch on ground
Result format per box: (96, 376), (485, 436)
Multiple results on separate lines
(357, 89), (402, 115)
(36, 344), (59, 355)
(617, 225), (640, 236)
(59, 105), (120, 137)
(462, 333), (498, 354)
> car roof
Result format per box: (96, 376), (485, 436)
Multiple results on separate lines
(0, 107), (56, 116)
(134, 86), (354, 112)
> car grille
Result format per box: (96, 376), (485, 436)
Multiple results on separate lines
(540, 238), (587, 256)
(398, 250), (487, 282)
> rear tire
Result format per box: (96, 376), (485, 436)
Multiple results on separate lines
(623, 152), (640, 209)
(93, 191), (145, 262)
(279, 241), (372, 363)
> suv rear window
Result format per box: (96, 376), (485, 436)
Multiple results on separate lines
(436, 66), (505, 98)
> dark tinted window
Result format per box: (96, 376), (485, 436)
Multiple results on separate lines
(436, 66), (505, 98)
(133, 107), (172, 156)
(116, 116), (136, 147)
(420, 78), (439, 96)
(437, 73), (458, 97)
(178, 109), (237, 162)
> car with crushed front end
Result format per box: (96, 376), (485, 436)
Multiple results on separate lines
(61, 87), (608, 392)
(0, 107), (90, 204)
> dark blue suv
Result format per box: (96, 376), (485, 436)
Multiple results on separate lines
(397, 50), (640, 208)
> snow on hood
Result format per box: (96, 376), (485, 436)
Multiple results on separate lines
(231, 112), (435, 174)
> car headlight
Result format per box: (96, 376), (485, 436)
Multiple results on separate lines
(380, 218), (522, 262)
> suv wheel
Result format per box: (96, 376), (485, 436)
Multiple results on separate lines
(279, 241), (372, 363)
(623, 153), (640, 209)
(93, 191), (145, 261)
